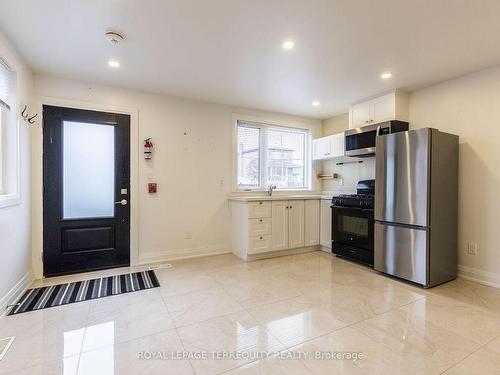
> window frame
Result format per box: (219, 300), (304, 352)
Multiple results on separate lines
(233, 116), (311, 192)
(0, 57), (20, 209)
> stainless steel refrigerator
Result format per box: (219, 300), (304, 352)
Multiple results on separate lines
(374, 128), (458, 288)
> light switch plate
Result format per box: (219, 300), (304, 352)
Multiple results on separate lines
(120, 189), (128, 195)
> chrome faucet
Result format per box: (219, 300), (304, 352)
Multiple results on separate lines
(267, 184), (277, 196)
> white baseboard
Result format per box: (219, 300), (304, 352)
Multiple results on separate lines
(458, 265), (500, 289)
(138, 244), (231, 265)
(319, 245), (331, 253)
(0, 271), (35, 318)
(247, 246), (319, 261)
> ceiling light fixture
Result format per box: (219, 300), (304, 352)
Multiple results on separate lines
(108, 59), (120, 68)
(282, 40), (295, 50)
(381, 72), (392, 79)
(312, 101), (320, 107)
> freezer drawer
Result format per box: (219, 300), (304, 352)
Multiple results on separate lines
(375, 128), (430, 227)
(374, 222), (428, 286)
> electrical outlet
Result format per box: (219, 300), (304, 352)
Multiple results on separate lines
(467, 243), (478, 255)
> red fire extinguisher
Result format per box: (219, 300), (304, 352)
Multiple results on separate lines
(144, 138), (153, 159)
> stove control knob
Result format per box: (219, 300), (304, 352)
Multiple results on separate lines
(334, 200), (340, 205)
(340, 200), (345, 205)
(360, 201), (365, 206)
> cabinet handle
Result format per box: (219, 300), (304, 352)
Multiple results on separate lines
(259, 201), (263, 205)
(365, 120), (369, 123)
(260, 236), (263, 240)
(259, 219), (263, 222)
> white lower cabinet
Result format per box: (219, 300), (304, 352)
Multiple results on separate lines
(249, 235), (272, 254)
(248, 217), (271, 236)
(320, 199), (332, 249)
(288, 200), (305, 249)
(271, 201), (289, 251)
(231, 198), (320, 260)
(305, 200), (320, 246)
(272, 200), (305, 250)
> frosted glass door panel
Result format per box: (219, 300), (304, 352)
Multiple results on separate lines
(63, 121), (115, 219)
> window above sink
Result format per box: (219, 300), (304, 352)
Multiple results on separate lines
(234, 119), (311, 191)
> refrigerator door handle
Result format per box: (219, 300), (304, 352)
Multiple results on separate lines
(374, 220), (428, 230)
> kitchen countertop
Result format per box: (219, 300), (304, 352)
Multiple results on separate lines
(227, 192), (343, 202)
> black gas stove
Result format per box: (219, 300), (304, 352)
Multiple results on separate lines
(331, 180), (375, 266)
(332, 194), (374, 209)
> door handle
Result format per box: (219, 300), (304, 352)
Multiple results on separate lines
(115, 199), (128, 206)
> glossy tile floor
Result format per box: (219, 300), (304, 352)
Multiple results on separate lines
(2, 251), (500, 374)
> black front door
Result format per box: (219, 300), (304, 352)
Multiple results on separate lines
(43, 105), (130, 277)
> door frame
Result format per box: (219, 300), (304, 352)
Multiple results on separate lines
(32, 96), (139, 279)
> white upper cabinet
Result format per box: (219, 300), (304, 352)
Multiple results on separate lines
(350, 102), (372, 128)
(312, 136), (331, 160)
(312, 132), (345, 161)
(348, 91), (409, 129)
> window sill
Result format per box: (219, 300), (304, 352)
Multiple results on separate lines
(0, 194), (21, 209)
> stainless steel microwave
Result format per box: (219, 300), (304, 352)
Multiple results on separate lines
(344, 120), (409, 157)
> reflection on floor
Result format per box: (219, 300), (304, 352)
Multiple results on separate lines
(1, 251), (500, 374)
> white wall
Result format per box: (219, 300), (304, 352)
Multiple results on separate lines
(410, 65), (500, 283)
(31, 75), (322, 277)
(0, 33), (33, 305)
(322, 113), (349, 135)
(320, 113), (375, 193)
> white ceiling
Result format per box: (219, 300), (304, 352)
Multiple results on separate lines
(1, 0), (500, 119)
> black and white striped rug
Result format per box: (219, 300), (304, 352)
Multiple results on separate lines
(8, 270), (160, 316)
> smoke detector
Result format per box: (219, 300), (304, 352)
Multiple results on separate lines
(105, 31), (125, 45)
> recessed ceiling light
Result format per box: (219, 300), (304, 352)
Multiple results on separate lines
(312, 101), (320, 107)
(282, 40), (295, 50)
(381, 72), (392, 79)
(108, 59), (120, 68)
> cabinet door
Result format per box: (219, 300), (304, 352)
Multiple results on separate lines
(349, 102), (371, 128)
(329, 133), (345, 158)
(288, 200), (305, 249)
(312, 137), (331, 160)
(271, 201), (289, 251)
(304, 200), (320, 246)
(320, 199), (332, 249)
(371, 94), (395, 124)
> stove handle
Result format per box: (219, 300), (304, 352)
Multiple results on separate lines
(331, 205), (374, 213)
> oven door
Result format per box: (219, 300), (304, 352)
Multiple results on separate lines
(332, 205), (374, 252)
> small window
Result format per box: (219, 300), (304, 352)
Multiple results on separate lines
(236, 120), (309, 190)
